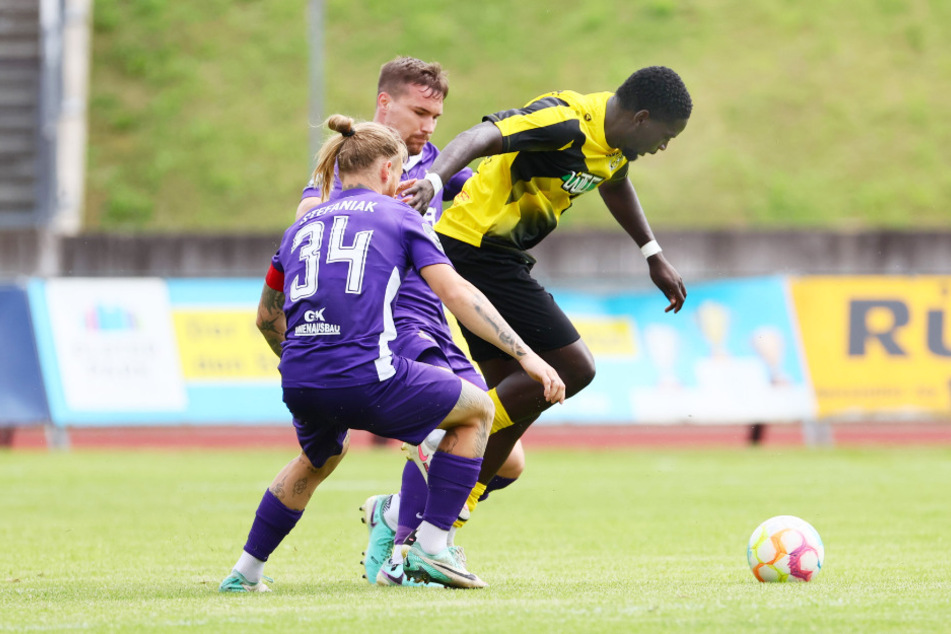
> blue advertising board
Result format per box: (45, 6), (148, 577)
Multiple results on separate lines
(541, 276), (816, 424)
(24, 275), (816, 427)
(27, 277), (289, 426)
(0, 284), (50, 424)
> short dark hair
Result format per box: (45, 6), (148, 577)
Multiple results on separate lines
(377, 56), (449, 100)
(615, 66), (692, 121)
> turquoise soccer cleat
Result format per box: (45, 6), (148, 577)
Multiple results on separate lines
(218, 570), (272, 593)
(359, 494), (396, 583)
(403, 542), (487, 589)
(375, 559), (447, 588)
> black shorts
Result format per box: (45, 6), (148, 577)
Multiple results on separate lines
(440, 234), (580, 362)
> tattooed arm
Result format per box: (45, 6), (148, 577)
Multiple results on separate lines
(419, 263), (566, 404)
(421, 264), (528, 360)
(256, 283), (287, 358)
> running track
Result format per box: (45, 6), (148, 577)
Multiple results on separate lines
(5, 421), (951, 450)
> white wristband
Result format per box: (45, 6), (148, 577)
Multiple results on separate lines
(640, 240), (662, 258)
(424, 171), (443, 193)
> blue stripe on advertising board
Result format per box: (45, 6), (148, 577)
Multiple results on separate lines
(0, 284), (50, 424)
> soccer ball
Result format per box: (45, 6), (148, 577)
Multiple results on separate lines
(747, 515), (824, 582)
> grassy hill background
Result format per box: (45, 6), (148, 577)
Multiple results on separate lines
(85, 0), (951, 233)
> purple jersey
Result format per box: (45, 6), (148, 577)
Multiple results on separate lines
(272, 188), (452, 388)
(301, 142), (473, 337)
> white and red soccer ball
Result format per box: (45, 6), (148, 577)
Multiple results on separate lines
(747, 515), (824, 582)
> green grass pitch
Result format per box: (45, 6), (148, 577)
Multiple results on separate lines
(2, 444), (949, 632)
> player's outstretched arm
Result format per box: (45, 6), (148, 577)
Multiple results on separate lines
(256, 283), (287, 357)
(420, 263), (566, 404)
(599, 178), (687, 313)
(404, 121), (503, 213)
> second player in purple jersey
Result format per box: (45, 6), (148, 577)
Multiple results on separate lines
(293, 58), (524, 587)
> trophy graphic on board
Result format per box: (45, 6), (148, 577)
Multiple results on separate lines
(644, 323), (682, 388)
(697, 301), (730, 359)
(751, 325), (790, 385)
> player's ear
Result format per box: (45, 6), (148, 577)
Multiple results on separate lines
(633, 109), (651, 125)
(377, 92), (390, 111)
(379, 159), (393, 184)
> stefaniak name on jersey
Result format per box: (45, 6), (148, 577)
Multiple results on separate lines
(300, 199), (378, 223)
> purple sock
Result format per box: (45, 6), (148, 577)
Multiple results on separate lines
(479, 475), (518, 501)
(396, 461), (427, 545)
(422, 451), (482, 530)
(243, 489), (303, 562)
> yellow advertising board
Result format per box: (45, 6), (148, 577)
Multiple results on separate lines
(790, 276), (951, 417)
(571, 317), (638, 357)
(172, 309), (279, 380)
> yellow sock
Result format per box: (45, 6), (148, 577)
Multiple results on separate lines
(453, 481), (487, 528)
(488, 388), (514, 434)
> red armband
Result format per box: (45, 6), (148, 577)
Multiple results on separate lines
(265, 264), (285, 291)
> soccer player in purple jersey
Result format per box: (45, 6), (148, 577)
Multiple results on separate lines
(219, 115), (565, 591)
(296, 57), (527, 586)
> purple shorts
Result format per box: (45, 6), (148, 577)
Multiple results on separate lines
(282, 355), (462, 468)
(392, 325), (488, 391)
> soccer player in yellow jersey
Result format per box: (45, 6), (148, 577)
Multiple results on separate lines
(405, 65), (692, 520)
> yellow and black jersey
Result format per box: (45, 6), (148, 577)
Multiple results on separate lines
(435, 90), (628, 252)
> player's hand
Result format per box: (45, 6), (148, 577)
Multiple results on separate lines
(394, 178), (417, 203)
(518, 353), (567, 404)
(403, 177), (436, 213)
(647, 253), (687, 313)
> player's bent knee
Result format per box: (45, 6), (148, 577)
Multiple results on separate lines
(445, 381), (494, 432)
(498, 441), (525, 479)
(564, 356), (596, 396)
(472, 389), (494, 434)
(465, 381), (494, 416)
(296, 451), (317, 470)
(545, 342), (597, 396)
